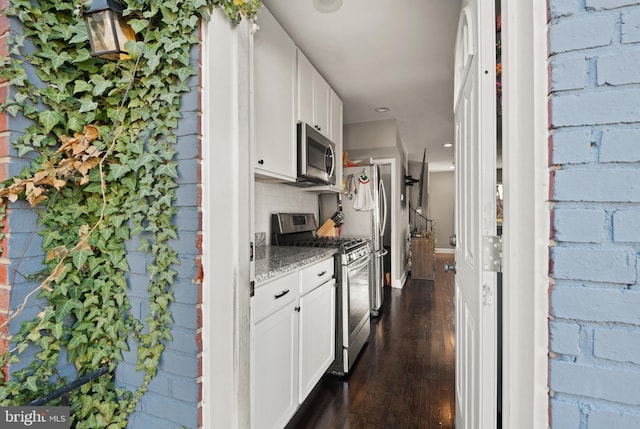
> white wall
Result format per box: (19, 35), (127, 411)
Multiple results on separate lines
(254, 182), (319, 244)
(343, 119), (397, 153)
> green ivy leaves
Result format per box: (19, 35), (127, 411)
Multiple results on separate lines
(0, 0), (261, 427)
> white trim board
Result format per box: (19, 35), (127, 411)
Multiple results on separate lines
(200, 11), (252, 428)
(501, 0), (550, 427)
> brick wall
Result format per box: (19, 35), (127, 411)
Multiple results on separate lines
(549, 0), (640, 427)
(117, 42), (202, 429)
(0, 6), (202, 427)
(0, 0), (8, 378)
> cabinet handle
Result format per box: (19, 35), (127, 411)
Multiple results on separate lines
(294, 306), (301, 312)
(274, 289), (290, 299)
(317, 271), (327, 277)
(258, 159), (264, 165)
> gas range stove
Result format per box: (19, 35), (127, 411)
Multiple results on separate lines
(271, 213), (370, 257)
(271, 212), (371, 376)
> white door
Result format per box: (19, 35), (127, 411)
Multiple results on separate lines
(452, 2), (497, 428)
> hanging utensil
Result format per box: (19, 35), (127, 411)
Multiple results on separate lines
(344, 174), (355, 199)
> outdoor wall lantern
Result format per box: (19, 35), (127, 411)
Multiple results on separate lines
(84, 0), (136, 60)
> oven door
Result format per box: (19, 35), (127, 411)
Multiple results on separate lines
(343, 252), (371, 351)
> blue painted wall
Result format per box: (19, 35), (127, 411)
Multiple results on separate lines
(117, 43), (201, 428)
(3, 19), (201, 429)
(549, 0), (640, 427)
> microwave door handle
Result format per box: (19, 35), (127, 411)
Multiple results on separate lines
(325, 145), (335, 179)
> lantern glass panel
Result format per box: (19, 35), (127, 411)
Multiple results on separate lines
(85, 8), (134, 60)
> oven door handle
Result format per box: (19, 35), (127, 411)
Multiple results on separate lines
(347, 254), (371, 271)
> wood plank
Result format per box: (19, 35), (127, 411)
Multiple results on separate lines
(285, 253), (455, 429)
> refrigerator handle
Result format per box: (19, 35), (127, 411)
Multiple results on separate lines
(379, 179), (388, 237)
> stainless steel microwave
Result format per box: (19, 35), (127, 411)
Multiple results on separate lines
(297, 122), (336, 186)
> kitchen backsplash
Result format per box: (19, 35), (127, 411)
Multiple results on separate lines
(254, 182), (319, 245)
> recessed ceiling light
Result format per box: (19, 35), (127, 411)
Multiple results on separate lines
(312, 0), (343, 13)
(443, 142), (453, 148)
(375, 107), (390, 113)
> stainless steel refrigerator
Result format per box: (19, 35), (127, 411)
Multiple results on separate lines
(339, 164), (388, 316)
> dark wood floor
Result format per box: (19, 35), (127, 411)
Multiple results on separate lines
(286, 253), (456, 429)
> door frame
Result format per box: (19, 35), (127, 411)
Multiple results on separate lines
(200, 10), (253, 428)
(199, 0), (550, 426)
(500, 0), (550, 427)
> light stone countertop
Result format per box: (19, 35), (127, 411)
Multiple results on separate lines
(255, 246), (337, 284)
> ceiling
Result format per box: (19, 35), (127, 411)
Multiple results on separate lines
(261, 0), (463, 172)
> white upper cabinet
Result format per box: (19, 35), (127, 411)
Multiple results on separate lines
(297, 50), (331, 139)
(253, 7), (343, 190)
(329, 89), (343, 192)
(254, 6), (297, 181)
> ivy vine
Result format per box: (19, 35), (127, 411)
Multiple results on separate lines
(0, 0), (260, 427)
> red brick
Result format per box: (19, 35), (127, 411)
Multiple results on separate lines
(0, 288), (8, 311)
(194, 258), (203, 285)
(0, 15), (8, 35)
(0, 134), (8, 157)
(0, 34), (8, 58)
(195, 330), (202, 352)
(0, 163), (7, 181)
(0, 235), (8, 256)
(195, 233), (202, 253)
(0, 112), (6, 133)
(0, 85), (7, 104)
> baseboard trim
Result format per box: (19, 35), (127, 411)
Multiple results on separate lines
(394, 266), (409, 289)
(435, 248), (455, 254)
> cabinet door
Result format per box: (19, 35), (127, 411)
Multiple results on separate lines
(298, 281), (336, 401)
(254, 6), (297, 180)
(297, 50), (315, 127)
(252, 301), (299, 429)
(313, 74), (330, 137)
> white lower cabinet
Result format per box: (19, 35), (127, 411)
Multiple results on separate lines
(298, 279), (336, 401)
(252, 298), (299, 429)
(251, 258), (335, 429)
